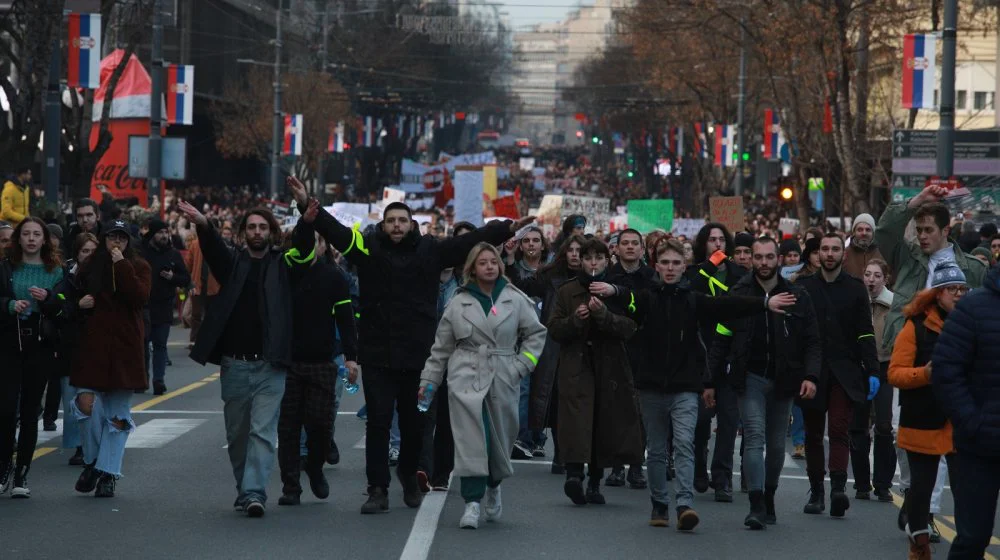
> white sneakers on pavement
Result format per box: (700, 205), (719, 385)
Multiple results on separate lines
(484, 486), (502, 521)
(460, 502), (480, 529)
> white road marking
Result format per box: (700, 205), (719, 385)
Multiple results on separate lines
(399, 473), (454, 560)
(353, 436), (366, 450)
(34, 419), (64, 445)
(127, 418), (207, 448)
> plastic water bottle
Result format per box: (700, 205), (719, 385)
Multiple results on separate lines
(417, 383), (435, 413)
(338, 366), (359, 394)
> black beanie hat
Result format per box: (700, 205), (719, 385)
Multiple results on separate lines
(779, 239), (801, 256)
(734, 232), (754, 249)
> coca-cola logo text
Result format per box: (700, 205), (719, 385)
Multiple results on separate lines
(93, 163), (145, 193)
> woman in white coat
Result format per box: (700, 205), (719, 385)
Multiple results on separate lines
(420, 242), (548, 529)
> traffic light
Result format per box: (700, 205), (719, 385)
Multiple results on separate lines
(780, 186), (794, 201)
(741, 152), (751, 162)
(627, 171), (634, 178)
(592, 136), (599, 144)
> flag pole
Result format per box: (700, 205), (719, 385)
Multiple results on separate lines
(936, 0), (957, 177)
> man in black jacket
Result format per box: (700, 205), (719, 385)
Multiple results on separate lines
(141, 219), (190, 395)
(277, 204), (359, 507)
(178, 194), (314, 518)
(66, 198), (103, 253)
(604, 228), (652, 490)
(706, 237), (821, 529)
(288, 177), (532, 514)
(687, 222), (747, 501)
(797, 233), (880, 519)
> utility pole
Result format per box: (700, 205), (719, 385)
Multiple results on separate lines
(148, 0), (163, 208)
(936, 0), (957, 176)
(735, 12), (747, 196)
(317, 0), (329, 196)
(43, 34), (61, 203)
(270, 2), (284, 198)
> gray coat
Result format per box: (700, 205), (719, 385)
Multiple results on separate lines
(421, 283), (548, 479)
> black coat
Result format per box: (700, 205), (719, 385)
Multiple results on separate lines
(708, 274), (822, 399)
(523, 266), (577, 430)
(141, 240), (191, 325)
(687, 259), (747, 346)
(797, 270), (880, 407)
(189, 221), (313, 367)
(607, 262), (656, 372)
(310, 208), (515, 371)
(623, 278), (768, 394)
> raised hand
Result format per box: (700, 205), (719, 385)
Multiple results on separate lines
(509, 216), (537, 233)
(767, 292), (797, 314)
(177, 200), (209, 228)
(302, 198), (320, 224)
(287, 176), (308, 207)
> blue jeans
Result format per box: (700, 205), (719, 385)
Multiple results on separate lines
(220, 357), (286, 505)
(144, 323), (171, 383)
(390, 407), (401, 449)
(790, 405), (805, 446)
(516, 373), (547, 448)
(301, 356), (345, 456)
(72, 389), (134, 477)
(737, 374), (794, 492)
(60, 377), (81, 450)
(640, 391), (699, 509)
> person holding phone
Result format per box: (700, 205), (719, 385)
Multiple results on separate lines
(140, 219), (190, 395)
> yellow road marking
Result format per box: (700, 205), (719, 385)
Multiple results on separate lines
(130, 372), (220, 412)
(893, 493), (999, 559)
(32, 447), (56, 460)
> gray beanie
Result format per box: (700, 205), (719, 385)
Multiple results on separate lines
(930, 263), (967, 289)
(853, 213), (876, 233)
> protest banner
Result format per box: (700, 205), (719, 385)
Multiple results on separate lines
(627, 199), (674, 233)
(672, 218), (705, 238)
(453, 165), (485, 226)
(709, 196), (745, 233)
(561, 195), (611, 233)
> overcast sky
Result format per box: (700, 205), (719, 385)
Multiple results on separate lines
(496, 0), (590, 28)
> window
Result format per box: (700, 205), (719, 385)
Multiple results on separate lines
(956, 90), (967, 109)
(973, 91), (993, 110)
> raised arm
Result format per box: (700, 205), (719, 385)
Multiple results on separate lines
(288, 177), (363, 265)
(434, 217), (533, 271)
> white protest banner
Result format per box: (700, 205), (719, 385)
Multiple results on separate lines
(561, 195), (611, 234)
(382, 187), (406, 204)
(326, 203), (372, 229)
(519, 157), (535, 171)
(778, 217), (800, 237)
(672, 218), (705, 238)
(453, 166), (485, 226)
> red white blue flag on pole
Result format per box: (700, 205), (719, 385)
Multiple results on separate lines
(714, 124), (735, 167)
(693, 122), (708, 160)
(67, 13), (101, 89)
(902, 34), (936, 109)
(282, 114), (303, 156)
(328, 121), (344, 153)
(763, 109), (781, 160)
(165, 65), (194, 125)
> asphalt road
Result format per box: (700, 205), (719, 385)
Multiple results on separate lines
(2, 330), (998, 560)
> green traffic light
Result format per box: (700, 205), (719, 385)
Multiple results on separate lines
(592, 136), (599, 144)
(627, 171), (634, 178)
(742, 152), (750, 161)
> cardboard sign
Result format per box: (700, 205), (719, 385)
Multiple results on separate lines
(709, 196), (745, 234)
(627, 199), (674, 234)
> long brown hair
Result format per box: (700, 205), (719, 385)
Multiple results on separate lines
(79, 226), (144, 295)
(8, 216), (62, 272)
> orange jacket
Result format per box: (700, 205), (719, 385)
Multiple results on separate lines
(888, 296), (953, 456)
(184, 238), (220, 297)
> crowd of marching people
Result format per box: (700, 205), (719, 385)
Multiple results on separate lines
(1, 165), (999, 560)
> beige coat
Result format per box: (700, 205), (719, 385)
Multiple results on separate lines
(422, 283), (548, 479)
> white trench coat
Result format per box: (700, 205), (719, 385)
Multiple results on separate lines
(421, 282), (547, 479)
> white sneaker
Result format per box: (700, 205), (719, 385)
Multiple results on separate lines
(459, 502), (480, 529)
(484, 486), (502, 521)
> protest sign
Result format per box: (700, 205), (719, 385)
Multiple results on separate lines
(627, 199), (674, 233)
(453, 166), (485, 226)
(709, 196), (745, 233)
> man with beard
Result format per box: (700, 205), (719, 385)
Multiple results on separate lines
(141, 219), (190, 395)
(507, 225), (550, 292)
(842, 213), (884, 280)
(604, 228), (652, 490)
(688, 222), (746, 502)
(706, 236), (821, 529)
(178, 193), (315, 518)
(797, 234), (880, 519)
(67, 199), (103, 252)
(287, 177), (532, 515)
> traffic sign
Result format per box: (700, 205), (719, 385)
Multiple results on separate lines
(891, 128), (1000, 181)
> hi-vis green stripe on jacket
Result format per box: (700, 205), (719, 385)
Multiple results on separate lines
(687, 259), (747, 344)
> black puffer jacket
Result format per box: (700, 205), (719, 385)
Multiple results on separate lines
(141, 239), (191, 325)
(708, 274), (822, 399)
(623, 278), (767, 394)
(310, 208), (514, 371)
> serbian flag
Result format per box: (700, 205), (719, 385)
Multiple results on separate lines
(902, 34), (937, 109)
(282, 114), (303, 156)
(671, 127), (684, 157)
(693, 122), (708, 160)
(763, 109), (781, 160)
(714, 124), (735, 167)
(165, 65), (194, 125)
(328, 121), (345, 153)
(67, 13), (102, 89)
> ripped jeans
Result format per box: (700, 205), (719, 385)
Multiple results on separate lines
(71, 389), (134, 478)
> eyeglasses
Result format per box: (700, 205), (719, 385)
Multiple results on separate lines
(944, 285), (969, 295)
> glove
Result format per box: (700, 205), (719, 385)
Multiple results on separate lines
(867, 376), (880, 401)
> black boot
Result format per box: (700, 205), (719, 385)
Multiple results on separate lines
(68, 447), (85, 467)
(897, 488), (909, 531)
(764, 486), (777, 525)
(564, 476), (586, 505)
(306, 461), (330, 500)
(803, 483), (825, 514)
(829, 471), (850, 518)
(94, 472), (115, 498)
(75, 462), (100, 493)
(744, 490), (767, 530)
(586, 482), (606, 505)
(360, 487), (389, 514)
(397, 466), (424, 508)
